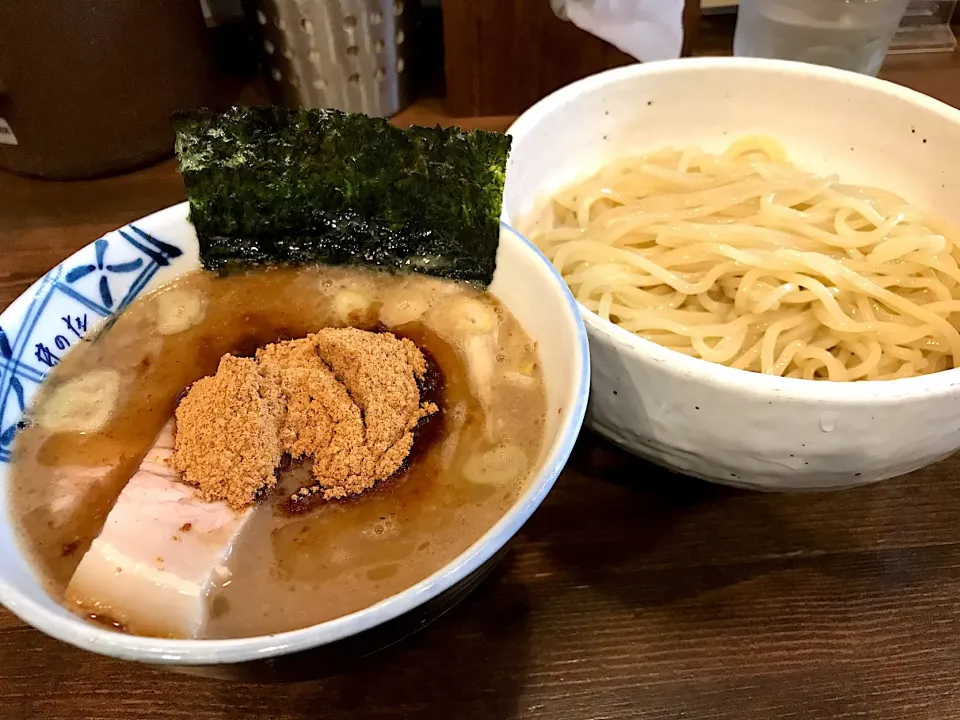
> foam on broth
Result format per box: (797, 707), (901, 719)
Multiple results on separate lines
(7, 266), (546, 639)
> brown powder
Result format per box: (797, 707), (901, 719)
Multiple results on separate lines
(261, 328), (436, 500)
(171, 329), (436, 509)
(171, 355), (283, 510)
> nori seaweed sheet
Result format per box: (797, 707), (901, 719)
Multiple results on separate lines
(172, 106), (512, 286)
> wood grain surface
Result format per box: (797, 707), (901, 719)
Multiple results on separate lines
(6, 52), (960, 720)
(440, 0), (702, 116)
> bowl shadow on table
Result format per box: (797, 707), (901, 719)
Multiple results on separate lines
(201, 560), (536, 718)
(524, 422), (947, 615)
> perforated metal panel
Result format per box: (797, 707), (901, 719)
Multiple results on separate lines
(256, 0), (414, 117)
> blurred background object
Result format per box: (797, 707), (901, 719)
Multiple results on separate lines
(0, 0), (955, 182)
(733, 0), (910, 76)
(888, 0), (959, 53)
(0, 0), (222, 180)
(441, 0), (701, 116)
(549, 0), (686, 63)
(253, 0), (417, 117)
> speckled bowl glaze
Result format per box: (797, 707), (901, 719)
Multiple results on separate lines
(502, 57), (960, 491)
(0, 204), (589, 678)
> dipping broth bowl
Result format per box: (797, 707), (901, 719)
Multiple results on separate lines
(502, 57), (960, 491)
(0, 204), (589, 679)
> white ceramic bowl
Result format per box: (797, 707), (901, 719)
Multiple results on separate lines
(0, 204), (589, 677)
(502, 57), (960, 491)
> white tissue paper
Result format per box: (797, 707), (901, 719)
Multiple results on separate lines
(550, 0), (686, 63)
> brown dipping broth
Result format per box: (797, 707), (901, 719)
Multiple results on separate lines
(8, 266), (546, 639)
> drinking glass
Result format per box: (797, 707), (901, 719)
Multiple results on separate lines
(733, 0), (910, 76)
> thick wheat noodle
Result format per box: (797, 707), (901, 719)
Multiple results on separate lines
(525, 135), (960, 381)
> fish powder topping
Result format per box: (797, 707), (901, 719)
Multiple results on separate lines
(171, 355), (283, 510)
(172, 328), (437, 508)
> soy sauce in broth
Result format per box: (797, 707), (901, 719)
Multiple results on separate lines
(8, 266), (546, 638)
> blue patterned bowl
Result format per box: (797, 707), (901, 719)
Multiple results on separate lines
(0, 203), (589, 679)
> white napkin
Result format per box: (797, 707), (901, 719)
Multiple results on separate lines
(551, 0), (686, 62)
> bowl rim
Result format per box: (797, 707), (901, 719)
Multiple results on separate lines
(0, 205), (591, 664)
(505, 56), (960, 403)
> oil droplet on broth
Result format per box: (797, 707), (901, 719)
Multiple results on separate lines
(364, 515), (398, 539)
(367, 564), (399, 581)
(210, 594), (231, 619)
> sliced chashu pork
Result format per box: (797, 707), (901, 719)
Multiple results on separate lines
(48, 465), (114, 527)
(65, 420), (252, 638)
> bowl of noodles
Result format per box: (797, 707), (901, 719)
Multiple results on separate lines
(503, 57), (960, 491)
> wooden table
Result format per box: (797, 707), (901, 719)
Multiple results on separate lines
(6, 65), (960, 720)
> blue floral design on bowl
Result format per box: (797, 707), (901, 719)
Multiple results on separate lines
(0, 221), (183, 463)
